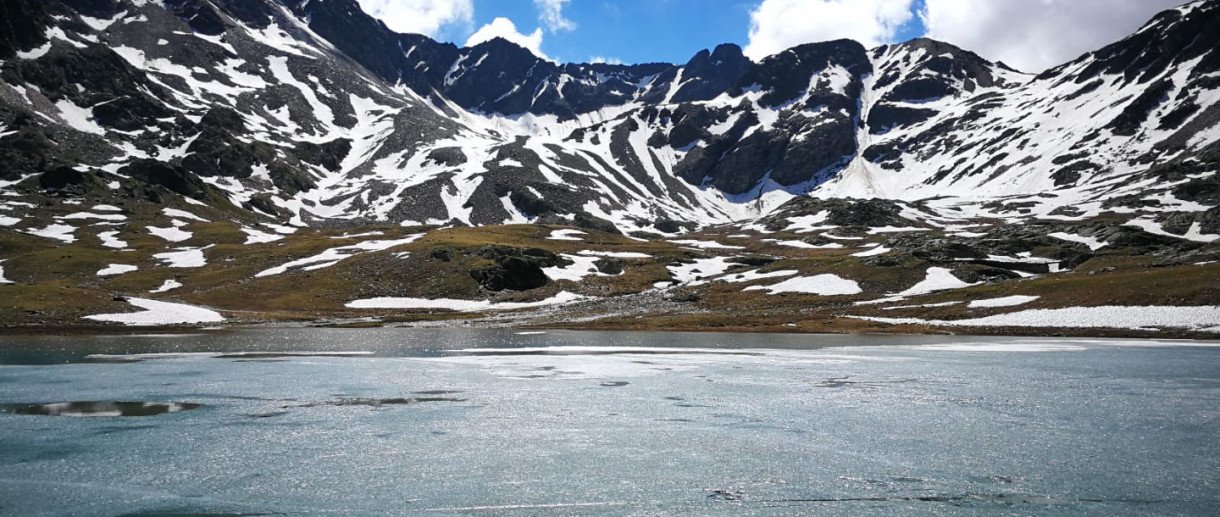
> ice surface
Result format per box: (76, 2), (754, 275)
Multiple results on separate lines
(2, 330), (1216, 515)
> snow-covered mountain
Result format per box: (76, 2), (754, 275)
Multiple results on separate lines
(1, 0), (1218, 236)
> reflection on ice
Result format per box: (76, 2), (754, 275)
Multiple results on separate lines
(449, 346), (764, 356)
(901, 343), (1089, 352)
(86, 351), (375, 362)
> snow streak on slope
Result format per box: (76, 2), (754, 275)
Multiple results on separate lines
(0, 0), (1217, 238)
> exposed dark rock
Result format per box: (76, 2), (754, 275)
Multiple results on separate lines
(594, 259), (624, 275)
(426, 147), (467, 167)
(119, 159), (219, 202)
(38, 166), (100, 191)
(763, 197), (919, 230)
(469, 246), (570, 292)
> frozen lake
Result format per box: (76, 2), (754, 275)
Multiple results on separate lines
(1, 329), (1217, 515)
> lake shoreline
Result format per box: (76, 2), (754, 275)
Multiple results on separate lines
(2, 319), (1218, 342)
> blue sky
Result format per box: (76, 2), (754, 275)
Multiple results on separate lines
(355, 0), (1182, 72)
(433, 0), (928, 65)
(466, 0), (759, 64)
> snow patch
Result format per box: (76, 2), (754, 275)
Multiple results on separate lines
(1049, 232), (1107, 251)
(241, 227), (284, 244)
(149, 279), (182, 293)
(97, 264), (138, 277)
(256, 235), (423, 277)
(744, 274), (862, 295)
(668, 257), (737, 284)
(162, 208), (208, 222)
(852, 246), (891, 257)
(667, 239), (745, 250)
(968, 295), (1040, 308)
(97, 231), (128, 249)
(547, 229), (587, 241)
(148, 221), (193, 243)
(577, 250), (651, 259)
(83, 298), (224, 326)
(346, 291), (587, 312)
(24, 224), (77, 243)
(898, 267), (979, 297)
(154, 247), (209, 268)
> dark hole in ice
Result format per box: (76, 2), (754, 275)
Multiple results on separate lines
(287, 397), (467, 409)
(1, 401), (201, 417)
(599, 381), (629, 388)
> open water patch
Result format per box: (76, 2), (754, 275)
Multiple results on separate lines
(1, 401), (200, 417)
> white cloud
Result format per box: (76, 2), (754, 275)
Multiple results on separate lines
(465, 17), (547, 59)
(589, 56), (624, 65)
(534, 0), (576, 32)
(356, 0), (474, 38)
(743, 0), (915, 60)
(921, 0), (1186, 72)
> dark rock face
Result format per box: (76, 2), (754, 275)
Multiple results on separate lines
(1108, 79), (1175, 136)
(1064, 1), (1220, 85)
(0, 114), (57, 181)
(671, 44), (752, 104)
(469, 246), (570, 292)
(39, 166), (99, 190)
(120, 159), (220, 202)
(0, 0), (52, 59)
(762, 197), (919, 230)
(738, 40), (871, 108)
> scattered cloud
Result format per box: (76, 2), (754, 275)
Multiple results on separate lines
(465, 17), (548, 59)
(589, 56), (624, 65)
(535, 0), (576, 32)
(921, 0), (1186, 72)
(355, 0), (474, 38)
(743, 0), (915, 60)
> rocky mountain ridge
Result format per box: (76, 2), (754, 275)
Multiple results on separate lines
(0, 0), (1216, 238)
